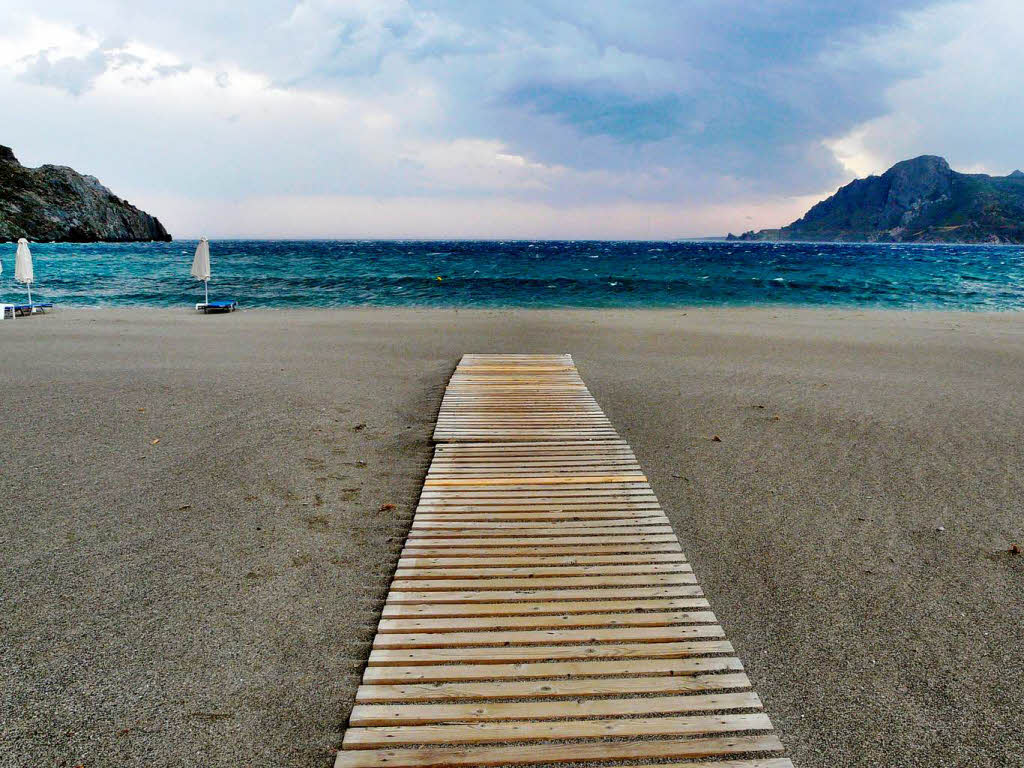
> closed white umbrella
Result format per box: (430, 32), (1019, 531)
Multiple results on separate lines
(191, 237), (211, 304)
(15, 238), (34, 304)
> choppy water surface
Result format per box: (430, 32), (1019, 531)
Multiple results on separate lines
(1, 240), (1023, 310)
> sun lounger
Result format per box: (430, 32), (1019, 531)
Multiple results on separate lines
(195, 300), (238, 313)
(13, 303), (54, 316)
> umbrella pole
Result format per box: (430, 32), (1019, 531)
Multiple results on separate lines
(27, 283), (32, 305)
(205, 280), (209, 305)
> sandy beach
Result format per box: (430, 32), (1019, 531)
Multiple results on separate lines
(2, 306), (1022, 768)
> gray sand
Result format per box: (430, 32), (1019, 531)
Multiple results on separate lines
(1, 307), (1022, 767)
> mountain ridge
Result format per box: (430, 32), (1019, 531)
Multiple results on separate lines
(730, 155), (1024, 244)
(0, 145), (171, 243)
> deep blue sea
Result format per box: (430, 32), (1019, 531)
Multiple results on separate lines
(2, 240), (1024, 310)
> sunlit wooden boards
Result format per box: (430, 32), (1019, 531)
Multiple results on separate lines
(335, 354), (791, 768)
(433, 354), (617, 442)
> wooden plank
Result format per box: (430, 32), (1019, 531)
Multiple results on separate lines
(354, 671), (753, 702)
(349, 691), (762, 725)
(428, 462), (639, 470)
(423, 475), (646, 486)
(381, 597), (710, 618)
(432, 436), (624, 443)
(407, 521), (673, 532)
(425, 474), (649, 482)
(409, 518), (670, 529)
(415, 499), (662, 507)
(361, 656), (744, 684)
(428, 454), (634, 461)
(411, 507), (665, 515)
(411, 512), (666, 521)
(432, 426), (616, 431)
(385, 586), (703, 604)
(415, 496), (661, 504)
(388, 574), (695, 591)
(398, 535), (681, 548)
(405, 524), (675, 536)
(417, 491), (660, 500)
(342, 712), (772, 749)
(368, 639), (732, 665)
(371, 624), (725, 649)
(435, 448), (632, 457)
(397, 544), (685, 557)
(416, 494), (660, 502)
(377, 609), (714, 632)
(395, 552), (686, 568)
(436, 438), (627, 445)
(391, 563), (692, 579)
(413, 502), (663, 511)
(333, 734), (785, 767)
(425, 473), (644, 480)
(432, 438), (622, 444)
(418, 486), (657, 494)
(411, 510), (668, 521)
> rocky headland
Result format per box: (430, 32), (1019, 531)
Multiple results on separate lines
(0, 145), (170, 242)
(730, 155), (1024, 243)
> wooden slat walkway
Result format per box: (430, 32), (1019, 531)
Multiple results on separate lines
(335, 354), (791, 768)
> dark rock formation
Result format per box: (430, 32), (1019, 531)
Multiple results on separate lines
(730, 155), (1024, 244)
(0, 145), (171, 242)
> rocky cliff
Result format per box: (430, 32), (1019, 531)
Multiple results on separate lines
(0, 145), (171, 242)
(730, 155), (1024, 244)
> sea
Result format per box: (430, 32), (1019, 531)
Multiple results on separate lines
(2, 239), (1023, 310)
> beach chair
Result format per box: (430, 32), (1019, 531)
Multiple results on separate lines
(13, 302), (54, 317)
(195, 300), (238, 314)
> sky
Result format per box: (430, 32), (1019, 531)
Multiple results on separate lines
(0, 0), (1021, 239)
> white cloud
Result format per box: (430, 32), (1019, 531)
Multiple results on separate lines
(0, 18), (96, 65)
(824, 128), (888, 179)
(2, 1), (1016, 237)
(824, 0), (1024, 178)
(17, 48), (108, 95)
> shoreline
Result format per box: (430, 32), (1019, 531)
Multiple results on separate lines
(6, 303), (1024, 315)
(3, 306), (1022, 767)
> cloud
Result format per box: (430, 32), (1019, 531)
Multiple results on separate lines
(505, 86), (684, 144)
(17, 47), (108, 95)
(823, 0), (1024, 178)
(152, 62), (191, 78)
(0, 0), (1013, 237)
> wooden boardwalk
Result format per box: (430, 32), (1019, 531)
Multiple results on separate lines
(335, 354), (791, 768)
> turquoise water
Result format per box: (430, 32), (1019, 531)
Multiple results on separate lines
(1, 240), (1023, 309)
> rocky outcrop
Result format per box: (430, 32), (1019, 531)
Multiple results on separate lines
(730, 155), (1024, 244)
(0, 145), (171, 242)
